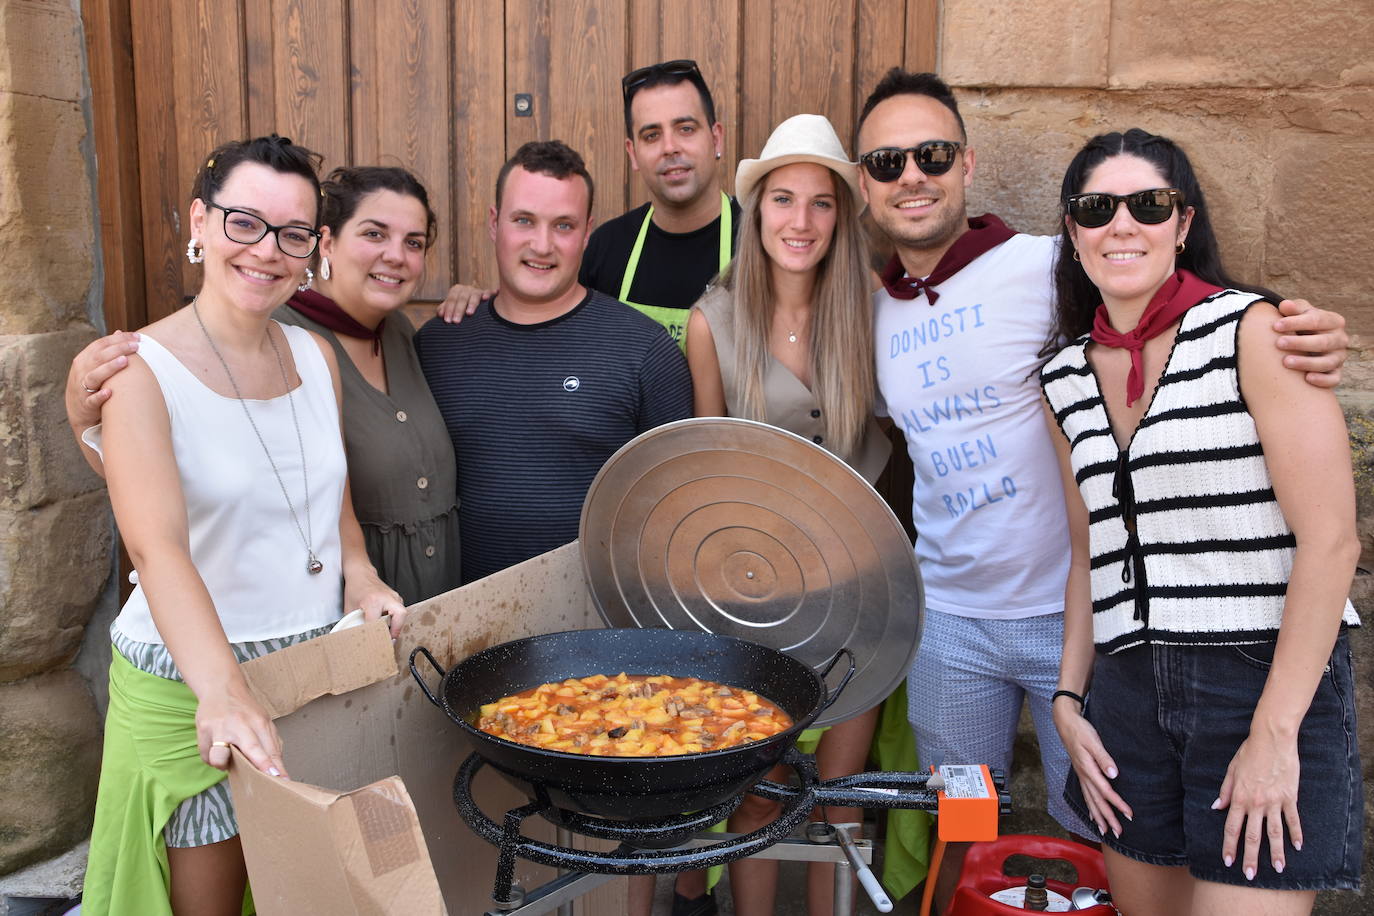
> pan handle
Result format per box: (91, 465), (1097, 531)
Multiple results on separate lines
(408, 646), (448, 710)
(817, 647), (856, 711)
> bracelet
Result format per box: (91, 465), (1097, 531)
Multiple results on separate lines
(1052, 689), (1085, 707)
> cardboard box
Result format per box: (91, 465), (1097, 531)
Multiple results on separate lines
(228, 542), (627, 915)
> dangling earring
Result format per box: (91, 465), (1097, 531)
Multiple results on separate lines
(1072, 248), (1081, 262)
(1175, 241), (1186, 254)
(298, 267), (314, 292)
(319, 256), (331, 281)
(186, 239), (203, 264)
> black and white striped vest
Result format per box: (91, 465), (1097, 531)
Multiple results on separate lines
(1041, 290), (1359, 654)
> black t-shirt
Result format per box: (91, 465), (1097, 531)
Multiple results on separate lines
(579, 198), (742, 310)
(413, 290), (692, 584)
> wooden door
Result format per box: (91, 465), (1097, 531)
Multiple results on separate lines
(86, 0), (938, 333)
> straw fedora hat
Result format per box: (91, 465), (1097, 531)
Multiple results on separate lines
(734, 113), (862, 204)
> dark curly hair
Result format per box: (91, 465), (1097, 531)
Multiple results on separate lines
(188, 134), (323, 220)
(494, 140), (594, 215)
(320, 166), (437, 248)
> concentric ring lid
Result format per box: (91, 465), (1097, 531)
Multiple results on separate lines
(579, 417), (923, 728)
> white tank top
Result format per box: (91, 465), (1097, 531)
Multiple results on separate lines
(92, 322), (346, 643)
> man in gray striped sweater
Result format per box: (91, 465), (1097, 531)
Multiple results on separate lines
(414, 140), (692, 585)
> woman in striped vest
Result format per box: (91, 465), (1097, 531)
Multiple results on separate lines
(1040, 129), (1361, 915)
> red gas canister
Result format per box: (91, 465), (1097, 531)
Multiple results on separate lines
(941, 834), (1115, 915)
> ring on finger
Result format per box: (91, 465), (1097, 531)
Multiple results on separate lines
(211, 740), (231, 748)
(82, 383), (99, 393)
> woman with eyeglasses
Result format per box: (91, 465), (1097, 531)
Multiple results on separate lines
(81, 136), (404, 916)
(684, 114), (890, 916)
(1040, 128), (1362, 915)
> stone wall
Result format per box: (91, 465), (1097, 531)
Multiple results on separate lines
(0, 0), (109, 877)
(946, 4), (1373, 910)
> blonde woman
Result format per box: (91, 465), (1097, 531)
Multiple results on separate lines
(685, 114), (890, 916)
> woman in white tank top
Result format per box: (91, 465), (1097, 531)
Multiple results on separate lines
(81, 136), (404, 916)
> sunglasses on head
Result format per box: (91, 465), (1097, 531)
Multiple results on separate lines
(622, 59), (702, 101)
(1066, 188), (1182, 229)
(859, 140), (962, 182)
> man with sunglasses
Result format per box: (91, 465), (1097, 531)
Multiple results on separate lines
(439, 60), (738, 350)
(855, 68), (1351, 906)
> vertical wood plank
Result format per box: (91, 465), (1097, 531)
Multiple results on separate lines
(159, 0), (248, 316)
(905, 0), (939, 73)
(247, 0), (350, 171)
(855, 0), (907, 145)
(452, 0), (506, 288)
(550, 0), (627, 234)
(626, 0), (740, 206)
(738, 0), (773, 172)
(350, 0), (452, 298)
(504, 0), (552, 152)
(767, 0), (855, 142)
(82, 0), (146, 334)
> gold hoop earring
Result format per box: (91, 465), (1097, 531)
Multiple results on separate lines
(1072, 249), (1081, 262)
(1176, 241), (1186, 254)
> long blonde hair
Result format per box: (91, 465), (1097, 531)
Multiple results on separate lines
(722, 168), (875, 456)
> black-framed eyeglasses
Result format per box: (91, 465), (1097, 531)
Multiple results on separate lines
(859, 141), (963, 182)
(622, 59), (702, 101)
(1066, 188), (1181, 229)
(207, 202), (321, 258)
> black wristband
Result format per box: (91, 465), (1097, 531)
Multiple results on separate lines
(1052, 689), (1085, 707)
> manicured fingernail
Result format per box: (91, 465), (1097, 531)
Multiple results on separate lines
(1224, 855), (1233, 867)
(1245, 866), (1255, 881)
(1294, 840), (1302, 851)
(269, 767), (281, 777)
(1211, 797), (1223, 810)
(1124, 812), (1133, 821)
(1106, 767), (1118, 778)
(1274, 859), (1284, 873)
(1113, 825), (1121, 838)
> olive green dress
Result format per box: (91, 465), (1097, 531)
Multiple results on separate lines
(276, 306), (460, 605)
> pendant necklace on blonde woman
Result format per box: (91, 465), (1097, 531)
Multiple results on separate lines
(193, 299), (324, 575)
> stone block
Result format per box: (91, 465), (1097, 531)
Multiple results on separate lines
(0, 329), (106, 510)
(1264, 90), (1374, 337)
(960, 89), (1270, 279)
(0, 491), (111, 682)
(1108, 0), (1374, 90)
(942, 0), (1110, 89)
(0, 0), (85, 102)
(0, 669), (101, 875)
(0, 91), (95, 337)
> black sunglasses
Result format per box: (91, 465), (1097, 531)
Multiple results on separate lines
(1066, 188), (1182, 229)
(622, 59), (702, 101)
(859, 141), (963, 182)
(208, 202), (321, 258)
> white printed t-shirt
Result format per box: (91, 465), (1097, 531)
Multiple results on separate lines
(874, 232), (1068, 619)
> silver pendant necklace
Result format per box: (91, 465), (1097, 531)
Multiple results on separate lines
(194, 299), (323, 575)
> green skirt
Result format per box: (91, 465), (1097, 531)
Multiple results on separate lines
(82, 651), (252, 916)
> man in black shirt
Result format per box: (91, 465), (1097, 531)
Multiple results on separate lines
(415, 141), (691, 585)
(578, 59), (740, 344)
(440, 60), (740, 348)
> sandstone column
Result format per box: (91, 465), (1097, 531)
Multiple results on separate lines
(0, 0), (110, 876)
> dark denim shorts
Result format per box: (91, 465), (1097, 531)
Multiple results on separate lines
(1064, 633), (1362, 890)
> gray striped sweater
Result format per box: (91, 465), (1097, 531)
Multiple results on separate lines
(1041, 290), (1359, 654)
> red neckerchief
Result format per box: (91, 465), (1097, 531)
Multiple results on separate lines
(880, 214), (1017, 305)
(1091, 269), (1224, 406)
(286, 289), (385, 356)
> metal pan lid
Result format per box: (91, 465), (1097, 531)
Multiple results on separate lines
(580, 417), (923, 728)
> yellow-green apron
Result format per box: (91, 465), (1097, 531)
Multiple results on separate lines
(618, 191), (733, 350)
